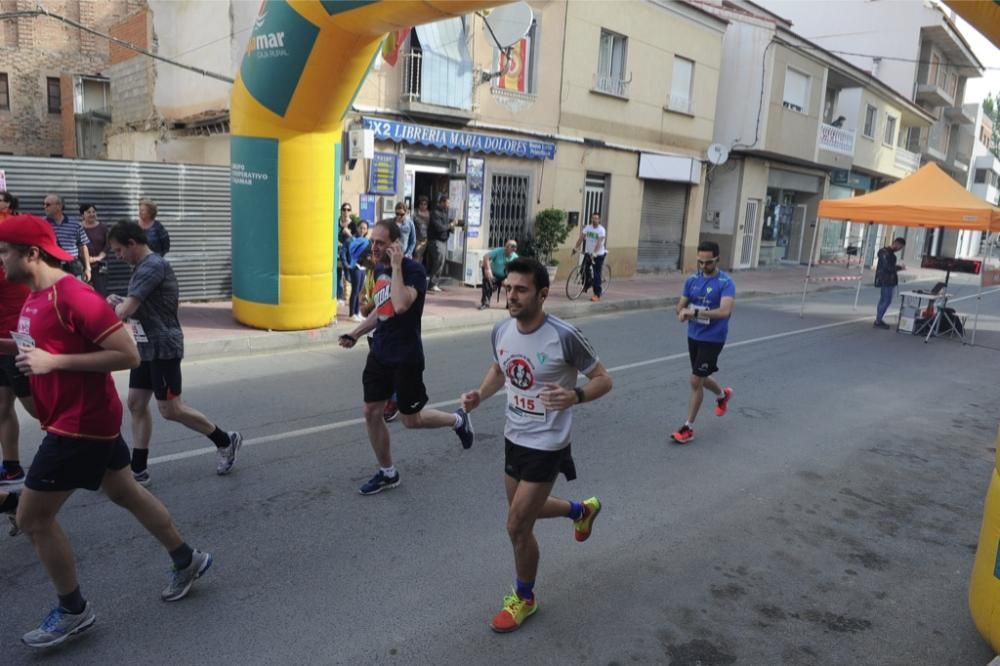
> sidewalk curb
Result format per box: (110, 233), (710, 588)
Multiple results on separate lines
(183, 282), (856, 361)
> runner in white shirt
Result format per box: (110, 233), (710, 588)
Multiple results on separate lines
(461, 257), (613, 633)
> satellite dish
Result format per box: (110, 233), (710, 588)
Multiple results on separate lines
(483, 2), (534, 48)
(706, 143), (730, 166)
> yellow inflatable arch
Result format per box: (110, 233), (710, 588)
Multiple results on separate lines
(971, 427), (1000, 651)
(231, 0), (502, 330)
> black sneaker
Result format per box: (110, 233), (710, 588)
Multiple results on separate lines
(873, 321), (890, 330)
(455, 408), (475, 449)
(359, 470), (400, 495)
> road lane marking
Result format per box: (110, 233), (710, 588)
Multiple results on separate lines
(149, 287), (1000, 467)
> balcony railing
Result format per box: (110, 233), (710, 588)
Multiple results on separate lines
(819, 123), (856, 156)
(592, 73), (630, 99)
(401, 50), (422, 103)
(894, 147), (921, 172)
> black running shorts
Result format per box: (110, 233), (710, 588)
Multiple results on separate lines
(25, 433), (131, 492)
(0, 354), (31, 398)
(362, 353), (428, 415)
(504, 439), (577, 483)
(129, 359), (183, 401)
(688, 338), (725, 378)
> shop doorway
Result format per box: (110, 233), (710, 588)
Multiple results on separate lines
(406, 161), (451, 209)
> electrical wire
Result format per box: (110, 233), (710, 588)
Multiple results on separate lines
(0, 7), (234, 83)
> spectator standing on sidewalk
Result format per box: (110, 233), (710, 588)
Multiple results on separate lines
(347, 221), (371, 322)
(394, 203), (417, 259)
(137, 198), (170, 257)
(80, 204), (109, 297)
(873, 238), (906, 329)
(425, 194), (454, 292)
(412, 195), (430, 262)
(43, 194), (91, 281)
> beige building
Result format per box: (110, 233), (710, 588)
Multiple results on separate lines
(346, 0), (726, 278)
(699, 0), (934, 269)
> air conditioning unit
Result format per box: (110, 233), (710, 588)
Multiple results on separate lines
(464, 249), (488, 286)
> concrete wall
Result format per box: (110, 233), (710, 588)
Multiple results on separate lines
(711, 19), (775, 151)
(149, 0), (248, 121)
(764, 44), (825, 162)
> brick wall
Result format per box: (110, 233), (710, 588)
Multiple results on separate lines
(109, 9), (148, 65)
(0, 0), (145, 157)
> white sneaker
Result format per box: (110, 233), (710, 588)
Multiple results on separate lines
(351, 314), (365, 322)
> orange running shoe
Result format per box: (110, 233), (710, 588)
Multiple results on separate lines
(490, 590), (538, 633)
(671, 425), (694, 443)
(714, 387), (732, 417)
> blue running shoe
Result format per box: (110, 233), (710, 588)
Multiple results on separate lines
(359, 470), (400, 495)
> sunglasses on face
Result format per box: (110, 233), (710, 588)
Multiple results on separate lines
(342, 207), (352, 212)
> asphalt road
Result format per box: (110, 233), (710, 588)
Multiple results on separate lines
(2, 279), (1000, 665)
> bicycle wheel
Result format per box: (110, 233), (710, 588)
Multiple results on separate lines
(602, 263), (612, 292)
(565, 265), (586, 300)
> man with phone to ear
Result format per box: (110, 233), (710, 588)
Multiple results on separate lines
(671, 241), (735, 444)
(338, 219), (474, 495)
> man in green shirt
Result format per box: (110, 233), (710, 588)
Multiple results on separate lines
(479, 240), (519, 310)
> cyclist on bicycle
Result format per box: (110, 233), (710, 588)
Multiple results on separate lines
(571, 213), (607, 302)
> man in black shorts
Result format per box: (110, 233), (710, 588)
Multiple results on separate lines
(339, 219), (474, 495)
(0, 214), (211, 648)
(107, 221), (242, 485)
(460, 258), (613, 632)
(671, 241), (735, 443)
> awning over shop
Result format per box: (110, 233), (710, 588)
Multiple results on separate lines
(361, 116), (556, 160)
(817, 163), (1000, 230)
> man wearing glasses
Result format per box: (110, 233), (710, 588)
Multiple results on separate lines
(43, 195), (91, 282)
(671, 241), (734, 444)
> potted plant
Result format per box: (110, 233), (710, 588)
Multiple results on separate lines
(532, 208), (570, 280)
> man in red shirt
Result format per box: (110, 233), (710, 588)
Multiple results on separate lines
(0, 215), (212, 649)
(0, 222), (35, 486)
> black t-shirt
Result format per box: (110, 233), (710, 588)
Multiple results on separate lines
(371, 258), (427, 365)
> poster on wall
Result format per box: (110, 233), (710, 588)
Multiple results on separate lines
(368, 152), (398, 195)
(359, 194), (377, 224)
(467, 157), (485, 192)
(448, 179), (466, 222)
(0, 169), (6, 191)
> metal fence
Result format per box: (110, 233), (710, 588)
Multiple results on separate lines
(0, 155), (231, 300)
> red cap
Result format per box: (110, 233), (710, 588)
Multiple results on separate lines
(0, 214), (74, 262)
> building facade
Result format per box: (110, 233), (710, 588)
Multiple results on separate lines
(699, 0), (933, 270)
(344, 0), (727, 279)
(0, 0), (142, 158)
(755, 0), (986, 261)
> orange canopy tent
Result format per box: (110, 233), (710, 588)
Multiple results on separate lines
(943, 0), (1000, 51)
(817, 163), (1000, 230)
(803, 163), (1000, 324)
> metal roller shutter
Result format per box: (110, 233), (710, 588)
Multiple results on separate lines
(638, 181), (687, 272)
(0, 155), (230, 300)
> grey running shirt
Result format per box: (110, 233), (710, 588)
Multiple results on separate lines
(491, 315), (599, 451)
(128, 253), (184, 361)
